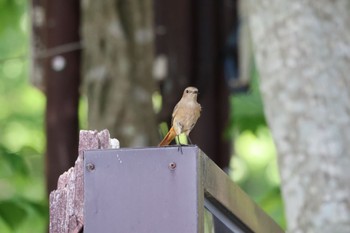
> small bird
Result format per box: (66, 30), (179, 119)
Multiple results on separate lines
(159, 86), (201, 146)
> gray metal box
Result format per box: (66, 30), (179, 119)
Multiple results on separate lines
(84, 146), (283, 233)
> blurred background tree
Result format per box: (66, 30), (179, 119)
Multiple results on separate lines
(0, 0), (283, 232)
(247, 1), (350, 232)
(81, 0), (159, 147)
(31, 0), (81, 194)
(6, 0), (350, 232)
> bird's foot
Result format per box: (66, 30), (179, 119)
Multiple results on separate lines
(177, 143), (191, 154)
(187, 137), (193, 145)
(177, 144), (183, 154)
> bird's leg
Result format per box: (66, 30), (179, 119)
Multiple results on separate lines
(178, 134), (190, 146)
(187, 136), (193, 145)
(176, 135), (183, 154)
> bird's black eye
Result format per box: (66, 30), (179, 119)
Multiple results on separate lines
(186, 90), (189, 93)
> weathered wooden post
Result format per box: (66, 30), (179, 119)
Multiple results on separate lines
(49, 130), (119, 233)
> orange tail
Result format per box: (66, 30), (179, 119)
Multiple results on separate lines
(158, 126), (177, 146)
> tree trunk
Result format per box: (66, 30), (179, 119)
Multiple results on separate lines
(247, 1), (350, 232)
(81, 0), (158, 147)
(31, 0), (81, 193)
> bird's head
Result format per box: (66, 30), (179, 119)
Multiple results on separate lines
(182, 86), (199, 101)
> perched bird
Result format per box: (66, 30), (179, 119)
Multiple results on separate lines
(158, 86), (201, 146)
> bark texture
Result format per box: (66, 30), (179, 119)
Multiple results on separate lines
(247, 1), (350, 232)
(49, 129), (118, 233)
(81, 0), (158, 147)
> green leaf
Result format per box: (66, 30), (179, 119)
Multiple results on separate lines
(229, 68), (267, 134)
(0, 146), (29, 176)
(24, 200), (48, 218)
(0, 200), (27, 230)
(257, 187), (286, 229)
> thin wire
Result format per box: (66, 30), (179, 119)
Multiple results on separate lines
(35, 41), (83, 59)
(0, 41), (84, 64)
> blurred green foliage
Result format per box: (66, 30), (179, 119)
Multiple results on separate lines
(0, 0), (48, 232)
(229, 71), (286, 229)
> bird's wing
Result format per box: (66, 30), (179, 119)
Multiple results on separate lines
(171, 103), (179, 125)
